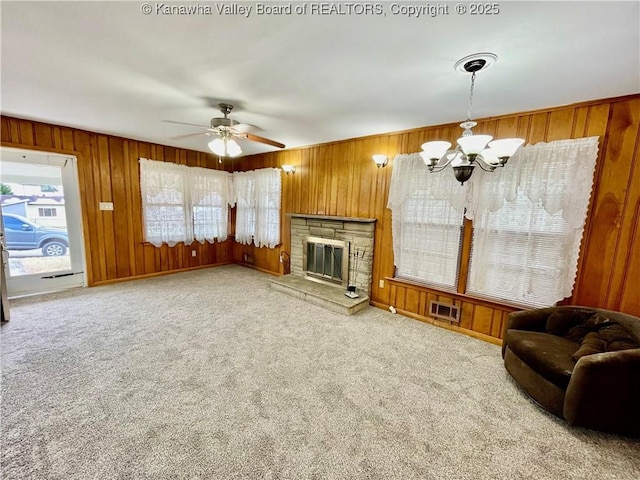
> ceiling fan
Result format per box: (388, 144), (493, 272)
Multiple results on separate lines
(165, 103), (285, 157)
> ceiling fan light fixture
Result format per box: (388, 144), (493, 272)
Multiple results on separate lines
(225, 138), (242, 157)
(208, 137), (242, 157)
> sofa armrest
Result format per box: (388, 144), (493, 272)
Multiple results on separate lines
(501, 308), (553, 356)
(564, 349), (640, 435)
(506, 308), (554, 331)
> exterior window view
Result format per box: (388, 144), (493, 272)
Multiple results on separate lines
(1, 163), (71, 277)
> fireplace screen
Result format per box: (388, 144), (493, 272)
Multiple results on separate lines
(303, 236), (349, 287)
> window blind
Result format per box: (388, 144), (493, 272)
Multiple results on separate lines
(388, 153), (466, 289)
(466, 137), (599, 307)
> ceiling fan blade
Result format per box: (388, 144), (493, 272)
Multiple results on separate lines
(163, 120), (209, 129)
(232, 123), (260, 134)
(243, 133), (285, 149)
(170, 132), (210, 140)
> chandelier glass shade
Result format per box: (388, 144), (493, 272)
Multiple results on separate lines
(208, 134), (242, 157)
(421, 53), (524, 185)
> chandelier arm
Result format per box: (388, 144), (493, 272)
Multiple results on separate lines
(428, 163), (451, 173)
(430, 147), (462, 172)
(475, 156), (497, 172)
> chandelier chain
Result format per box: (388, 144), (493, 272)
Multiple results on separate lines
(467, 71), (476, 121)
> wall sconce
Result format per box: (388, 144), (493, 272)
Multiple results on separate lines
(372, 154), (388, 168)
(281, 164), (296, 175)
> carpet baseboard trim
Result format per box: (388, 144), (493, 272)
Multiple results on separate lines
(236, 262), (281, 276)
(90, 261), (234, 286)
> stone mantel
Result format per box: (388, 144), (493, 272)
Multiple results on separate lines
(288, 213), (376, 224)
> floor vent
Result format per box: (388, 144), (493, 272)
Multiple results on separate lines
(429, 301), (460, 323)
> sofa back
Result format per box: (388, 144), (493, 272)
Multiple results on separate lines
(592, 308), (640, 344)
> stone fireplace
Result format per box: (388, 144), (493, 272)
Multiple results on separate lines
(270, 214), (376, 315)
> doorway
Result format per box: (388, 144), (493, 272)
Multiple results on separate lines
(0, 147), (86, 297)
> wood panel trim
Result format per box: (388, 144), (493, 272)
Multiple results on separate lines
(0, 141), (81, 157)
(370, 301), (503, 346)
(386, 277), (522, 312)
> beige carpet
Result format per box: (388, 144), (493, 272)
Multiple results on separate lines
(1, 265), (638, 479)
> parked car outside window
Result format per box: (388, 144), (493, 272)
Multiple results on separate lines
(1, 213), (68, 256)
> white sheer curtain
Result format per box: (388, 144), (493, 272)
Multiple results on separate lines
(387, 154), (466, 288)
(140, 159), (233, 247)
(190, 167), (233, 243)
(139, 159), (192, 247)
(233, 168), (281, 248)
(233, 170), (255, 245)
(466, 137), (599, 307)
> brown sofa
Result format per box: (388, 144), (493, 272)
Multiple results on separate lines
(502, 306), (640, 436)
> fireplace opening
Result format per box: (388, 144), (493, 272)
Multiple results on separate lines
(303, 236), (349, 287)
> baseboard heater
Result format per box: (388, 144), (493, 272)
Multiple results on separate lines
(429, 300), (460, 323)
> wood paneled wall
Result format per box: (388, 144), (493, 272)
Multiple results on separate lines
(235, 95), (640, 339)
(2, 94), (638, 341)
(1, 118), (233, 285)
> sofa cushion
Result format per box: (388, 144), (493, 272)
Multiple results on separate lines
(506, 330), (579, 389)
(564, 312), (613, 343)
(572, 323), (640, 360)
(545, 308), (596, 336)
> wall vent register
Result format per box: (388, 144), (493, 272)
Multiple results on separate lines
(429, 300), (461, 323)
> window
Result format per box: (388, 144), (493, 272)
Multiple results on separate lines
(191, 166), (233, 244)
(397, 195), (463, 288)
(139, 159), (232, 247)
(234, 171), (256, 243)
(387, 137), (599, 308)
(38, 208), (57, 217)
(233, 168), (281, 248)
(139, 159), (190, 247)
(388, 154), (466, 289)
(466, 137), (599, 307)
(467, 189), (579, 307)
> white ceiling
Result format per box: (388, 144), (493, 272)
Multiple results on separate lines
(2, 1), (639, 157)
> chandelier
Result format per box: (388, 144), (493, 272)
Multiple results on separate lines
(420, 53), (524, 185)
(208, 130), (242, 157)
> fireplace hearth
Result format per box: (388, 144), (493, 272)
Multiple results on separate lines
(269, 214), (376, 315)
